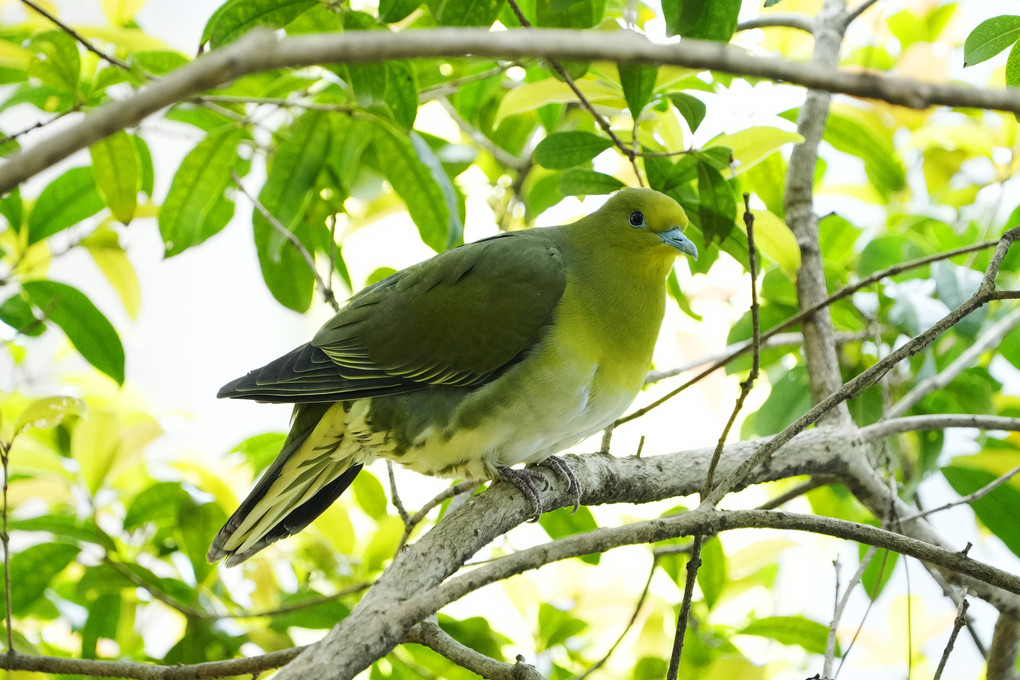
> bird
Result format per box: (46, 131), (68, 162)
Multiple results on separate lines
(207, 187), (697, 566)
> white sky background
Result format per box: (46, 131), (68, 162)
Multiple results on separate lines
(3, 0), (1020, 678)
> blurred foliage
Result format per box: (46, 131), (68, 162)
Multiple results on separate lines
(0, 0), (1019, 678)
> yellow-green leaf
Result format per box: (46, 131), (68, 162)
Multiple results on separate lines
(72, 411), (121, 495)
(82, 227), (141, 319)
(496, 79), (622, 125)
(15, 396), (85, 432)
(707, 127), (804, 176)
(90, 131), (139, 224)
(749, 210), (800, 278)
(102, 0), (146, 25)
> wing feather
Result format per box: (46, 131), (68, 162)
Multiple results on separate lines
(219, 230), (566, 403)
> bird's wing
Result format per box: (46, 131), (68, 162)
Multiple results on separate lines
(218, 232), (567, 402)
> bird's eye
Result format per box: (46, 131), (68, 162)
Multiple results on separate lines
(629, 211), (645, 227)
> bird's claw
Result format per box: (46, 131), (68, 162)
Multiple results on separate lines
(539, 455), (581, 513)
(496, 455), (582, 520)
(496, 465), (544, 521)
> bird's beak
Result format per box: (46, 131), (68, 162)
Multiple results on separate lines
(659, 228), (699, 260)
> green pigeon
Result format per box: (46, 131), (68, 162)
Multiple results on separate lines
(208, 188), (697, 566)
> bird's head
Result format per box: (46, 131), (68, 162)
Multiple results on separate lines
(593, 188), (698, 262)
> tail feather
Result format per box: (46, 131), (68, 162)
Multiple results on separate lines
(208, 402), (363, 566)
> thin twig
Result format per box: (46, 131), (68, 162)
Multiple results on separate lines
(933, 592), (970, 680)
(398, 480), (482, 550)
(736, 14), (815, 33)
(19, 0), (132, 71)
(505, 0), (643, 181)
(824, 547), (877, 677)
(388, 461), (411, 525)
(667, 195), (761, 679)
(900, 462), (1020, 525)
(405, 618), (543, 680)
(231, 170), (337, 309)
(843, 0), (880, 28)
(1, 438), (11, 653)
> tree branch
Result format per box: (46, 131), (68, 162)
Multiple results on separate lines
(0, 647), (304, 679)
(404, 618), (543, 680)
(932, 592), (969, 680)
(9, 29), (1020, 193)
(987, 613), (1020, 680)
(19, 0), (132, 71)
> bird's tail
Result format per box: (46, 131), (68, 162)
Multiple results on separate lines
(207, 402), (363, 566)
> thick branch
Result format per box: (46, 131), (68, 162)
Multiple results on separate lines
(8, 29), (1020, 193)
(987, 613), (1020, 680)
(784, 0), (852, 428)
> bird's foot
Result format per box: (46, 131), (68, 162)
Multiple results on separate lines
(539, 455), (581, 513)
(496, 465), (545, 521)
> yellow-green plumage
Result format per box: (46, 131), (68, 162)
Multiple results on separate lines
(208, 188), (696, 566)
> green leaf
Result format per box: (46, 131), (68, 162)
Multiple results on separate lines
(756, 366), (811, 435)
(668, 93), (707, 133)
(559, 168), (624, 196)
(257, 110), (332, 260)
(160, 127), (244, 257)
(0, 187), (22, 230)
(739, 615), (831, 656)
(178, 499), (226, 582)
(203, 0), (317, 47)
(380, 0), (422, 22)
(82, 228), (142, 319)
(697, 536), (726, 609)
(664, 0), (740, 41)
(267, 591), (350, 631)
(2, 543), (80, 616)
(372, 120), (455, 251)
(133, 134), (155, 197)
(943, 464), (1020, 558)
(618, 63), (657, 116)
(254, 208), (316, 312)
(90, 131), (139, 224)
(533, 131), (614, 170)
(824, 108), (905, 199)
(15, 395), (85, 431)
(861, 546), (898, 600)
(0, 293), (45, 336)
(386, 61), (419, 129)
(27, 166), (105, 245)
(22, 280), (125, 384)
(125, 481), (190, 530)
(351, 470), (388, 519)
(1007, 40), (1020, 90)
(539, 506), (600, 564)
(931, 261), (985, 336)
(433, 0), (506, 26)
(707, 127), (804, 176)
(9, 515), (116, 551)
(129, 50), (190, 76)
(696, 159), (735, 244)
(28, 31), (80, 95)
(534, 0), (603, 28)
(81, 593), (120, 659)
(232, 432), (287, 475)
(963, 15), (1020, 67)
(410, 131), (464, 248)
(538, 603), (588, 650)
